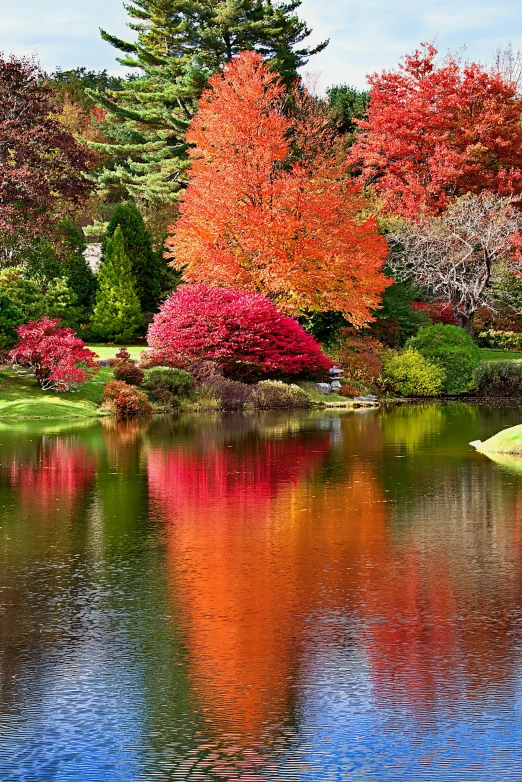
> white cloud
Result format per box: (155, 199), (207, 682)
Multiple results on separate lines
(3, 0), (522, 87)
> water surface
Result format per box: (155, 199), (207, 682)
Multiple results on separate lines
(1, 404), (522, 780)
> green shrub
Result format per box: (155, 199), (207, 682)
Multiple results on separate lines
(407, 324), (481, 394)
(0, 292), (24, 349)
(382, 348), (445, 397)
(250, 380), (311, 409)
(143, 367), (195, 407)
(477, 329), (522, 351)
(473, 361), (522, 397)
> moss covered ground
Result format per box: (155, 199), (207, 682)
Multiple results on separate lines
(471, 424), (522, 454)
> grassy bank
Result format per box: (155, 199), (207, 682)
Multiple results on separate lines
(0, 367), (113, 419)
(0, 368), (378, 420)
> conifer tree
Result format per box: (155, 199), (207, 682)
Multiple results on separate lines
(87, 0), (327, 204)
(103, 202), (165, 312)
(91, 226), (143, 342)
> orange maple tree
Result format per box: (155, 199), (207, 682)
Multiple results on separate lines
(348, 43), (522, 219)
(166, 51), (389, 325)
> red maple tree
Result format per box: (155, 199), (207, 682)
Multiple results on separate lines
(10, 318), (99, 391)
(147, 283), (333, 379)
(166, 51), (389, 326)
(348, 43), (522, 219)
(0, 55), (94, 241)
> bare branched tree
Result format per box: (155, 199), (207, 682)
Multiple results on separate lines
(387, 193), (522, 334)
(495, 43), (522, 93)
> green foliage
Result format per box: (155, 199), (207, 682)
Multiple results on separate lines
(25, 219), (96, 308)
(143, 367), (195, 407)
(327, 84), (369, 137)
(0, 293), (24, 349)
(87, 0), (326, 203)
(91, 226), (143, 342)
(104, 202), (164, 312)
(250, 380), (311, 409)
(473, 361), (522, 397)
(477, 329), (522, 351)
(407, 324), (481, 394)
(382, 348), (445, 397)
(0, 267), (43, 320)
(300, 310), (348, 349)
(43, 277), (85, 331)
(372, 281), (431, 346)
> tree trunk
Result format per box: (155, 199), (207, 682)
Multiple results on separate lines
(456, 310), (474, 337)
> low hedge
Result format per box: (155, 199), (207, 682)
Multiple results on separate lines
(473, 361), (522, 397)
(250, 380), (310, 409)
(143, 367), (195, 407)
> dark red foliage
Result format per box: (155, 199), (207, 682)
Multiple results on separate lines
(10, 317), (99, 391)
(0, 55), (93, 240)
(411, 302), (458, 325)
(113, 362), (144, 386)
(147, 284), (333, 381)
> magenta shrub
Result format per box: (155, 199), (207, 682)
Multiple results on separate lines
(147, 284), (332, 381)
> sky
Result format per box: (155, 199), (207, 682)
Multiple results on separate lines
(4, 0), (522, 91)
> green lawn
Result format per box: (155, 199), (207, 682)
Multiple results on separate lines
(87, 344), (144, 361)
(480, 348), (522, 362)
(0, 366), (114, 419)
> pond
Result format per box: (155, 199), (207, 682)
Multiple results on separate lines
(1, 404), (522, 780)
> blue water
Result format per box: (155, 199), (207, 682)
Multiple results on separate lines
(1, 405), (522, 780)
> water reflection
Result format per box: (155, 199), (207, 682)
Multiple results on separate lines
(1, 406), (522, 779)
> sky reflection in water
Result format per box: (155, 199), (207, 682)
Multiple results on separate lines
(1, 405), (522, 779)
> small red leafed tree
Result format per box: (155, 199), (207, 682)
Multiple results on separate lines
(0, 55), (93, 244)
(10, 318), (99, 391)
(348, 44), (522, 219)
(147, 284), (333, 380)
(166, 51), (389, 326)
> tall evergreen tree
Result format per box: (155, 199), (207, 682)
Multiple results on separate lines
(87, 0), (327, 204)
(103, 202), (165, 312)
(91, 226), (143, 342)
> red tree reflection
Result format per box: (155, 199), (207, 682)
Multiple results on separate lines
(10, 438), (95, 521)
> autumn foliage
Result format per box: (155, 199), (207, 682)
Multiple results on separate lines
(147, 283), (333, 380)
(167, 51), (389, 325)
(0, 55), (93, 240)
(348, 44), (522, 218)
(10, 318), (99, 391)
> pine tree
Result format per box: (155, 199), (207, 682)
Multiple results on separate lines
(91, 226), (143, 342)
(103, 202), (165, 312)
(87, 0), (327, 204)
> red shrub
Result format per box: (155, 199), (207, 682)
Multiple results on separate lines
(113, 362), (144, 386)
(10, 317), (99, 391)
(336, 330), (385, 385)
(114, 347), (131, 364)
(411, 302), (458, 325)
(102, 380), (152, 417)
(147, 284), (332, 381)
